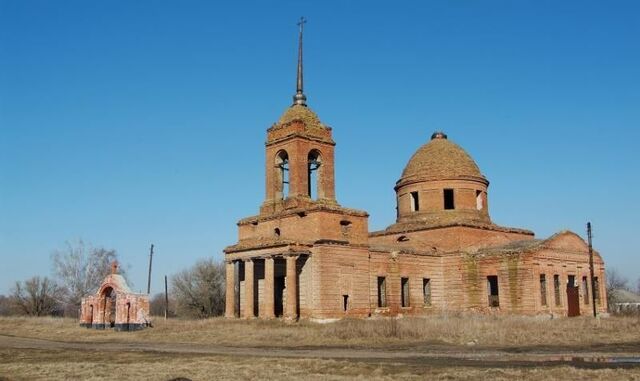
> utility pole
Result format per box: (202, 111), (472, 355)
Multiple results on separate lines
(147, 244), (154, 295)
(164, 275), (169, 320)
(587, 222), (597, 317)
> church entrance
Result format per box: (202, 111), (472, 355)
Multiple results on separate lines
(274, 276), (285, 317)
(567, 275), (580, 317)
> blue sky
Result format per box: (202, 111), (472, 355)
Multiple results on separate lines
(1, 0), (638, 295)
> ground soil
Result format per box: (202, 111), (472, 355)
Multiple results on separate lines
(1, 317), (640, 380)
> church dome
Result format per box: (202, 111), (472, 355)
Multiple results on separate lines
(399, 132), (485, 184)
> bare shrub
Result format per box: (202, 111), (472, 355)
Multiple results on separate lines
(606, 268), (630, 309)
(11, 276), (64, 316)
(51, 240), (124, 317)
(171, 259), (225, 318)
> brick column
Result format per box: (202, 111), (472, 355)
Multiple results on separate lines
(285, 255), (298, 321)
(261, 257), (275, 319)
(225, 260), (236, 318)
(95, 298), (105, 328)
(244, 259), (255, 318)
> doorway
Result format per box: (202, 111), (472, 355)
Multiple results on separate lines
(102, 287), (116, 328)
(567, 275), (580, 317)
(274, 276), (285, 317)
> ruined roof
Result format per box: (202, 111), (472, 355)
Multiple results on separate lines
(371, 218), (534, 238)
(369, 244), (441, 256)
(239, 203), (368, 226)
(476, 239), (545, 255)
(109, 274), (133, 293)
(266, 104), (334, 145)
(399, 132), (486, 184)
(96, 273), (134, 295)
(224, 237), (313, 254)
(275, 104), (328, 131)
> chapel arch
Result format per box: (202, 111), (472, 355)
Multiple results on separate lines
(101, 286), (117, 328)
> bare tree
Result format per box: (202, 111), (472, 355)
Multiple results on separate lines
(606, 268), (629, 308)
(11, 276), (64, 316)
(0, 295), (14, 316)
(149, 292), (177, 318)
(171, 259), (225, 318)
(637, 277), (640, 295)
(51, 240), (124, 316)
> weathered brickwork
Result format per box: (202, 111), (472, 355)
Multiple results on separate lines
(223, 99), (606, 320)
(79, 263), (150, 331)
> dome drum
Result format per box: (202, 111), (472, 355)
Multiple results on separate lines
(395, 133), (491, 225)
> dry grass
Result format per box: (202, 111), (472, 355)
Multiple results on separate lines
(1, 314), (639, 349)
(1, 316), (640, 380)
(1, 348), (639, 381)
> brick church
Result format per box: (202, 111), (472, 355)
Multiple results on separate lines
(223, 20), (607, 320)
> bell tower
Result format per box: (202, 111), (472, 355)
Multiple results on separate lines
(260, 17), (338, 215)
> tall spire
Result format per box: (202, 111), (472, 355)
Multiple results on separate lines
(293, 16), (307, 106)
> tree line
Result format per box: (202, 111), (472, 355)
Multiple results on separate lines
(2, 240), (637, 318)
(0, 240), (226, 319)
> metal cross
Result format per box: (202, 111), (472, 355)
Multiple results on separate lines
(297, 16), (306, 31)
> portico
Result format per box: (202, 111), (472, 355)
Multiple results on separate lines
(224, 250), (307, 321)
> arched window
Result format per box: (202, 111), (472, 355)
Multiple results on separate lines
(275, 150), (289, 200)
(308, 149), (322, 199)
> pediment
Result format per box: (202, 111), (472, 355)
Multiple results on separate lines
(543, 231), (588, 252)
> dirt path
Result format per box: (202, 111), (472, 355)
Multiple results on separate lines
(2, 334), (640, 370)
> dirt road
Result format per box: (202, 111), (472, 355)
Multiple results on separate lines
(2, 334), (639, 370)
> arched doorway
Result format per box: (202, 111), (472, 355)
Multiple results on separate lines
(102, 287), (117, 328)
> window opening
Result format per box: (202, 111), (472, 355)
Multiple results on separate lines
(401, 277), (410, 307)
(423, 278), (431, 306)
(377, 277), (387, 308)
(308, 150), (322, 200)
(540, 274), (547, 306)
(444, 189), (455, 210)
(554, 275), (561, 306)
(276, 151), (290, 200)
(342, 295), (349, 312)
(487, 276), (499, 307)
(594, 277), (600, 305)
(476, 190), (483, 210)
(410, 191), (420, 212)
(582, 276), (589, 305)
(274, 228), (281, 238)
(340, 220), (352, 237)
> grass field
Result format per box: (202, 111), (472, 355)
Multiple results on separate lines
(1, 315), (640, 380)
(2, 314), (640, 348)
